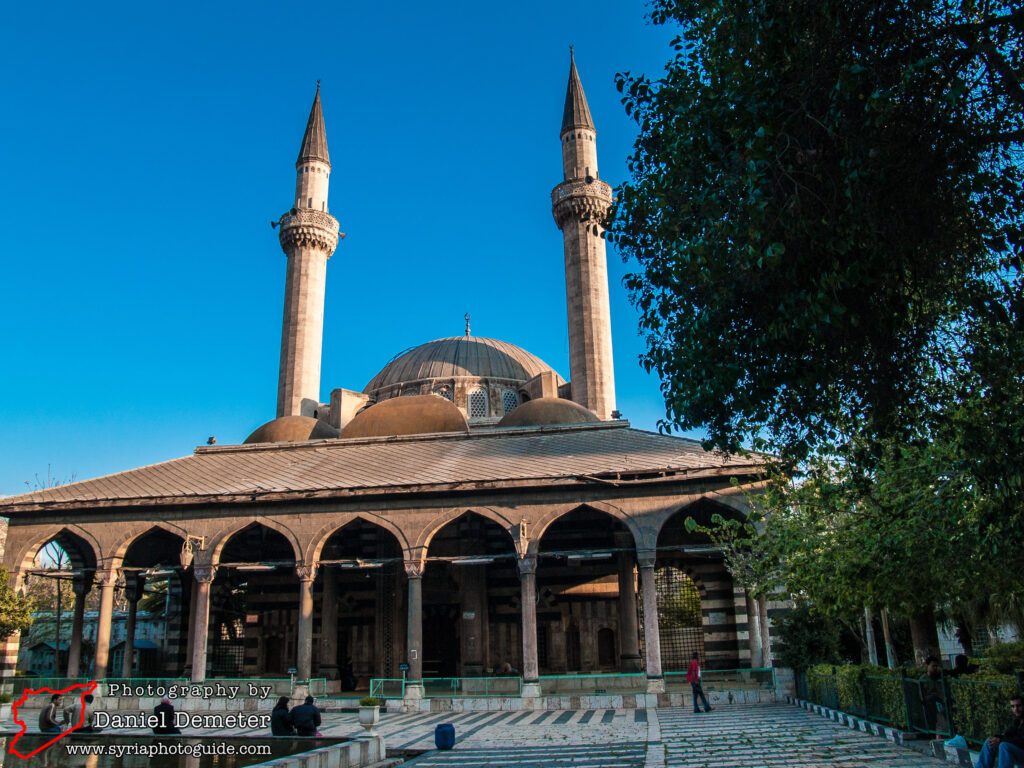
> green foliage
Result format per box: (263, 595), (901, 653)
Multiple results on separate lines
(655, 566), (703, 628)
(949, 675), (1019, 744)
(0, 693), (10, 704)
(0, 568), (33, 640)
(977, 641), (1024, 674)
(609, 0), (1024, 625)
(359, 696), (381, 707)
(774, 603), (842, 672)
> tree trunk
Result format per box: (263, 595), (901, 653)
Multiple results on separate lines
(909, 606), (940, 664)
(880, 609), (897, 668)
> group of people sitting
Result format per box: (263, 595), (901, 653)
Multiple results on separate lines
(270, 695), (322, 737)
(38, 693), (100, 734)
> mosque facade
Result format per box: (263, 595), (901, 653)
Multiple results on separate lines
(0, 56), (771, 703)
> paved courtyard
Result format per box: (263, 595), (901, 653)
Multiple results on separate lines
(345, 703), (949, 767)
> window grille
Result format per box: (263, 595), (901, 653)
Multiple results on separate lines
(433, 384), (454, 402)
(468, 389), (488, 418)
(502, 390), (519, 414)
(639, 566), (706, 671)
(401, 386), (419, 397)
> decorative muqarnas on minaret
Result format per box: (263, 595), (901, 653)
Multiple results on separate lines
(551, 50), (616, 420)
(276, 84), (342, 418)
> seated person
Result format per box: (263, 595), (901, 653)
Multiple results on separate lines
(949, 653), (980, 678)
(38, 694), (63, 733)
(289, 696), (321, 737)
(63, 693), (102, 732)
(152, 695), (182, 735)
(270, 696), (296, 736)
(976, 695), (1024, 768)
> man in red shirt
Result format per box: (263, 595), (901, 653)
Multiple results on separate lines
(687, 652), (713, 713)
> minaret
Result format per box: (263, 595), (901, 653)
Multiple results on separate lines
(276, 84), (342, 418)
(551, 50), (616, 420)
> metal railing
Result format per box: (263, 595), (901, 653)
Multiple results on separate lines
(801, 667), (1022, 745)
(422, 676), (522, 698)
(369, 678), (406, 699)
(664, 667), (776, 691)
(0, 677), (91, 699)
(539, 673), (646, 695)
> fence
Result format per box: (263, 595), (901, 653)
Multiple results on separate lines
(369, 678), (406, 699)
(0, 677), (91, 700)
(539, 673), (646, 695)
(801, 666), (1022, 746)
(665, 668), (776, 692)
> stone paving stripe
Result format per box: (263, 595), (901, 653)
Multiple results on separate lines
(600, 709), (616, 724)
(633, 709), (647, 724)
(553, 710), (575, 724)
(507, 710), (535, 725)
(529, 710), (553, 725)
(578, 709), (596, 724)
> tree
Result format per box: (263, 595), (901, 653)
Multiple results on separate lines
(610, 0), (1023, 464)
(609, 0), (1024, 659)
(0, 568), (33, 640)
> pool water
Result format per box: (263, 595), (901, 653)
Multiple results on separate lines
(0, 733), (347, 768)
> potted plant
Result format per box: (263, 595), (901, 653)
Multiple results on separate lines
(358, 696), (381, 734)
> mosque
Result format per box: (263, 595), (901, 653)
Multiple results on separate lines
(0, 55), (770, 702)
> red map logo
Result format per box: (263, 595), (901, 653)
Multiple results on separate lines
(9, 680), (99, 759)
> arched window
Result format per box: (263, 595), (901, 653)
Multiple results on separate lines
(467, 388), (488, 418)
(501, 390), (519, 414)
(433, 384), (454, 402)
(401, 386), (419, 397)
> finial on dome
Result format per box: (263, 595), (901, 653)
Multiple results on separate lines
(465, 313), (471, 336)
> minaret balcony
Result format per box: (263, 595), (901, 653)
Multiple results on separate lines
(551, 178), (613, 227)
(278, 208), (341, 256)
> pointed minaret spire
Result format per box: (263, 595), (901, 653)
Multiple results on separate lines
(297, 81), (330, 166)
(276, 84), (342, 419)
(552, 50), (616, 420)
(561, 47), (595, 135)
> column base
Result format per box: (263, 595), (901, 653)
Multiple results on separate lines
(404, 682), (423, 700)
(646, 677), (665, 694)
(521, 681), (541, 698)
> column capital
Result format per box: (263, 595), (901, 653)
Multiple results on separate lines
(517, 556), (538, 576)
(404, 560), (425, 580)
(296, 564), (317, 582)
(72, 575), (93, 597)
(124, 573), (146, 603)
(194, 566), (217, 584)
(637, 550), (657, 569)
(94, 569), (119, 587)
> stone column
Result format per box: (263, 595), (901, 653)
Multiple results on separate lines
(319, 567), (339, 680)
(190, 566), (216, 683)
(758, 595), (772, 667)
(518, 557), (540, 697)
(67, 575), (92, 678)
(92, 570), (118, 680)
(746, 594), (763, 668)
(404, 561), (424, 701)
(615, 533), (642, 672)
(183, 579), (198, 678)
(296, 564), (317, 681)
(637, 552), (664, 693)
(121, 574), (145, 678)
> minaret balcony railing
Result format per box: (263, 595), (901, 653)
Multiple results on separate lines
(278, 208), (341, 255)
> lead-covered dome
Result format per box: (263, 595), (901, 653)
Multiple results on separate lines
(365, 336), (560, 392)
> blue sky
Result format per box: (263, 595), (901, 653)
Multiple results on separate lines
(0, 1), (689, 497)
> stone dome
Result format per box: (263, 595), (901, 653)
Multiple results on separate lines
(496, 397), (600, 428)
(364, 336), (563, 394)
(244, 415), (340, 444)
(340, 394), (469, 439)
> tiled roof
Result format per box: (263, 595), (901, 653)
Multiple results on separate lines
(363, 336), (563, 392)
(297, 84), (330, 166)
(561, 50), (595, 134)
(0, 423), (760, 512)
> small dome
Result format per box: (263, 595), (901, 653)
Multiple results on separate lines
(340, 394), (468, 439)
(244, 415), (340, 444)
(497, 397), (600, 428)
(364, 336), (562, 393)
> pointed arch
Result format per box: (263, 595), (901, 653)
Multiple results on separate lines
(109, 522), (190, 563)
(207, 517), (301, 566)
(307, 513), (408, 563)
(655, 494), (750, 549)
(530, 501), (640, 555)
(15, 525), (102, 573)
(415, 506), (517, 552)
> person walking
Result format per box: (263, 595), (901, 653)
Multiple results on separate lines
(687, 652), (713, 713)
